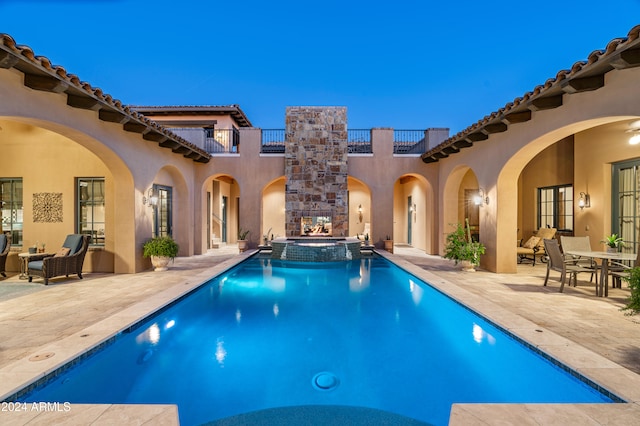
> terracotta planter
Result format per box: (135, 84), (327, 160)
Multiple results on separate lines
(384, 240), (394, 253)
(460, 260), (477, 272)
(151, 255), (171, 272)
(238, 240), (248, 252)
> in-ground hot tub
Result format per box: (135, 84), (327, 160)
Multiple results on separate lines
(271, 237), (363, 261)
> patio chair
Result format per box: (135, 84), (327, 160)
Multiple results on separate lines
(517, 227), (557, 266)
(560, 235), (598, 285)
(543, 238), (598, 293)
(0, 233), (10, 277)
(609, 250), (640, 288)
(27, 234), (90, 285)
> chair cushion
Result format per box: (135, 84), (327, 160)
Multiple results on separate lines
(54, 247), (71, 257)
(28, 260), (44, 271)
(522, 236), (540, 249)
(62, 234), (84, 255)
(0, 234), (6, 252)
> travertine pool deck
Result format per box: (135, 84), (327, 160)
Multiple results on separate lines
(0, 245), (639, 425)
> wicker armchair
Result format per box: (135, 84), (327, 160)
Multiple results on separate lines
(0, 233), (10, 278)
(27, 234), (90, 285)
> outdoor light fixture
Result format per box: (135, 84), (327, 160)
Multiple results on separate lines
(473, 188), (489, 206)
(143, 188), (158, 207)
(629, 132), (640, 145)
(578, 192), (591, 210)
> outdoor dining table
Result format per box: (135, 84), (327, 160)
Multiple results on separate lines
(564, 250), (637, 297)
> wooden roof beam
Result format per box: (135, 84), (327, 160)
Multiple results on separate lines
(144, 132), (168, 143)
(24, 73), (68, 93)
(562, 74), (604, 93)
(453, 139), (473, 149)
(529, 94), (563, 111)
(610, 48), (640, 69)
(0, 51), (19, 68)
(467, 132), (489, 142)
(98, 109), (129, 124)
(502, 110), (532, 124)
(483, 122), (508, 134)
(123, 122), (148, 134)
(67, 94), (100, 111)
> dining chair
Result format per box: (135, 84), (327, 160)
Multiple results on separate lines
(543, 239), (598, 293)
(560, 235), (598, 285)
(610, 250), (640, 288)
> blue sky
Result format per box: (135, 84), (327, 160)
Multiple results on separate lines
(2, 1), (639, 133)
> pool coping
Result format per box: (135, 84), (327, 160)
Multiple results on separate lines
(377, 250), (640, 423)
(1, 249), (640, 424)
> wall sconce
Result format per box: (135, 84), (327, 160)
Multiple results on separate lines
(142, 188), (158, 208)
(358, 204), (363, 223)
(473, 188), (489, 206)
(578, 192), (591, 210)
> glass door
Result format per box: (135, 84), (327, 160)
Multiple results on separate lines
(153, 184), (172, 237)
(613, 159), (640, 254)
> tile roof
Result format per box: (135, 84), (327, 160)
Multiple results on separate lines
(421, 24), (640, 163)
(0, 34), (211, 163)
(131, 105), (253, 127)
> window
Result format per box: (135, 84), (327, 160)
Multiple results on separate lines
(612, 159), (640, 253)
(0, 178), (23, 245)
(77, 178), (105, 245)
(538, 185), (573, 231)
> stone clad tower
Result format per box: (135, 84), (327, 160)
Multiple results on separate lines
(284, 107), (348, 237)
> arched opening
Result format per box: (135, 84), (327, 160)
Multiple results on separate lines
(348, 176), (371, 239)
(393, 173), (435, 253)
(262, 177), (286, 242)
(0, 117), (134, 273)
(205, 174), (240, 248)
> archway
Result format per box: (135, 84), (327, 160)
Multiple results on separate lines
(393, 173), (435, 253)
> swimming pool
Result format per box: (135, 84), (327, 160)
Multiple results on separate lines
(18, 255), (615, 425)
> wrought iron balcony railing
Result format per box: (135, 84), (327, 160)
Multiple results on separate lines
(393, 130), (426, 154)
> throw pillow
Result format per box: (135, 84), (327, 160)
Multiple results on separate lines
(54, 247), (71, 257)
(522, 236), (540, 249)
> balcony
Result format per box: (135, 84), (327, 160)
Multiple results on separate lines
(171, 127), (434, 155)
(169, 128), (240, 154)
(393, 130), (426, 154)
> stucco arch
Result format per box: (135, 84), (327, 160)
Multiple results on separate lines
(495, 116), (640, 273)
(150, 164), (191, 256)
(198, 173), (243, 251)
(0, 116), (138, 273)
(393, 173), (436, 253)
(262, 176), (286, 241)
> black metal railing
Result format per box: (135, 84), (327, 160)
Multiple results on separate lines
(348, 129), (372, 153)
(261, 129), (286, 153)
(169, 127), (240, 154)
(205, 128), (240, 154)
(393, 130), (425, 154)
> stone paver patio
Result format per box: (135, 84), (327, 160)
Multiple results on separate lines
(0, 245), (639, 425)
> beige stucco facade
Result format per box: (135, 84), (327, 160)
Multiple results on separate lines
(1, 28), (640, 275)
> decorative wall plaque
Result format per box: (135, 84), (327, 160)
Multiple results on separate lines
(33, 192), (63, 223)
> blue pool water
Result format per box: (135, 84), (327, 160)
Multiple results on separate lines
(19, 255), (614, 425)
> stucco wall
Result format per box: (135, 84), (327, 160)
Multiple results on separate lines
(0, 120), (114, 273)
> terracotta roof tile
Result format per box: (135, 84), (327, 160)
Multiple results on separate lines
(0, 33), (210, 162)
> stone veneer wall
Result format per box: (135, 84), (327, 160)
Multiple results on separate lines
(285, 107), (348, 237)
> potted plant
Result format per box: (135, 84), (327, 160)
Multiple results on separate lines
(601, 234), (624, 253)
(443, 218), (486, 271)
(143, 235), (179, 271)
(384, 235), (393, 253)
(262, 227), (272, 246)
(238, 228), (250, 252)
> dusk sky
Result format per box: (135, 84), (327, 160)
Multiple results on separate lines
(2, 1), (639, 133)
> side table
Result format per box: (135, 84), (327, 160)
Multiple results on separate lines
(18, 252), (50, 279)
